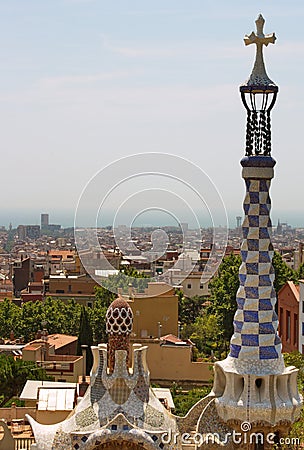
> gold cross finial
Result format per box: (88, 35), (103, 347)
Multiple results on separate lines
(242, 14), (277, 89)
(244, 14), (276, 47)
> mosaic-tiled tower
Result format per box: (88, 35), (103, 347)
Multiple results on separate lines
(229, 155), (284, 372)
(212, 14), (302, 437)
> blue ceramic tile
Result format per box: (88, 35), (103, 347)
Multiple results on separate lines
(239, 273), (246, 284)
(259, 204), (269, 215)
(249, 192), (260, 204)
(259, 275), (272, 286)
(259, 251), (271, 263)
(234, 320), (243, 333)
(247, 239), (259, 251)
(259, 322), (275, 334)
(259, 346), (278, 359)
(259, 227), (269, 239)
(237, 298), (245, 309)
(241, 334), (259, 346)
(245, 287), (259, 299)
(244, 310), (259, 322)
(259, 299), (273, 310)
(246, 263), (259, 275)
(230, 344), (241, 358)
(248, 215), (259, 227)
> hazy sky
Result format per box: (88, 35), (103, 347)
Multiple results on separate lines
(1, 0), (303, 228)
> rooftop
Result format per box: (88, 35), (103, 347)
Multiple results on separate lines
(20, 380), (77, 401)
(38, 387), (75, 411)
(47, 334), (78, 350)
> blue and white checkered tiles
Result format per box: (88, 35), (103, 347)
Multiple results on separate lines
(230, 177), (281, 361)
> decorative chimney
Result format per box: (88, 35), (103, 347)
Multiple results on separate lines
(106, 296), (133, 372)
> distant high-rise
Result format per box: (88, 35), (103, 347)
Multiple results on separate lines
(17, 224), (40, 240)
(236, 216), (242, 228)
(41, 213), (49, 229)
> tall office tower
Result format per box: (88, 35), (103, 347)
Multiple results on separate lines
(41, 213), (49, 229)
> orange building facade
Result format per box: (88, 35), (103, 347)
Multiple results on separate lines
(278, 281), (300, 353)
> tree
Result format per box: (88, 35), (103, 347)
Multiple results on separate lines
(14, 298), (71, 341)
(170, 385), (211, 417)
(14, 300), (43, 341)
(94, 286), (116, 309)
(0, 299), (20, 339)
(280, 352), (304, 449)
(188, 314), (222, 357)
(77, 306), (93, 375)
(91, 299), (108, 345)
(178, 255), (241, 358)
(178, 294), (207, 324)
(283, 351), (304, 392)
(296, 263), (304, 282)
(0, 355), (51, 406)
(61, 299), (82, 335)
(98, 266), (149, 297)
(272, 252), (297, 293)
(6, 298), (82, 342)
(207, 254), (241, 355)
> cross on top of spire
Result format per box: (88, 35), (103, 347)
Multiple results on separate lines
(241, 14), (277, 92)
(244, 14), (276, 47)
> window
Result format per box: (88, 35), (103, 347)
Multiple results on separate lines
(286, 311), (291, 341)
(56, 289), (64, 294)
(279, 307), (283, 336)
(187, 284), (192, 289)
(294, 314), (298, 346)
(302, 322), (304, 337)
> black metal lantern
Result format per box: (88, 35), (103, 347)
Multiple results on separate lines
(240, 15), (278, 156)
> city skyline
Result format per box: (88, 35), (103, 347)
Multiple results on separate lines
(2, 210), (303, 230)
(1, 1), (303, 229)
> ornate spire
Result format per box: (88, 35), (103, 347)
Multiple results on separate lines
(240, 15), (278, 156)
(212, 15), (302, 433)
